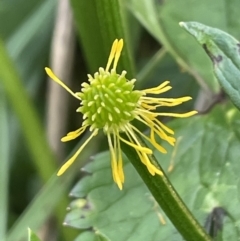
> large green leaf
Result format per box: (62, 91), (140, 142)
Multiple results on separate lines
(127, 0), (240, 93)
(64, 104), (240, 240)
(180, 21), (240, 111)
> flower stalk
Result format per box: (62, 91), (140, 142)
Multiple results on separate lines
(121, 135), (212, 241)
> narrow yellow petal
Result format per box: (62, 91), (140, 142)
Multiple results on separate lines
(117, 136), (124, 183)
(129, 123), (167, 153)
(138, 152), (163, 176)
(155, 119), (174, 135)
(57, 129), (98, 176)
(150, 132), (168, 153)
(136, 114), (175, 146)
(123, 125), (163, 176)
(45, 67), (80, 100)
(141, 96), (193, 107)
(107, 134), (123, 190)
(105, 39), (118, 72)
(113, 39), (123, 70)
(150, 125), (175, 146)
(156, 111), (198, 118)
(143, 81), (171, 94)
(118, 135), (152, 154)
(61, 126), (87, 142)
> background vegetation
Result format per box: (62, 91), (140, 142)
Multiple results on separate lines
(1, 0), (240, 240)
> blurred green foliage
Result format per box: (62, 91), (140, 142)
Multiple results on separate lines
(0, 0), (240, 240)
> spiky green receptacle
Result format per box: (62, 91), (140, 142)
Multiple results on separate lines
(77, 68), (142, 130)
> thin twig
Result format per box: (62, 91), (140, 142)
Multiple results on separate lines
(46, 0), (75, 159)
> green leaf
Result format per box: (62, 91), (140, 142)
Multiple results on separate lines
(0, 95), (9, 241)
(75, 232), (109, 241)
(126, 0), (213, 93)
(0, 38), (56, 182)
(71, 0), (134, 77)
(6, 0), (56, 90)
(65, 104), (240, 240)
(127, 0), (240, 93)
(28, 228), (41, 241)
(180, 21), (240, 111)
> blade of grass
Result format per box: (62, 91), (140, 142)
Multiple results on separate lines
(28, 228), (41, 241)
(0, 39), (71, 240)
(0, 94), (9, 241)
(0, 38), (56, 180)
(71, 0), (135, 77)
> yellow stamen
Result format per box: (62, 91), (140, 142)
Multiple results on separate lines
(45, 68), (80, 100)
(57, 129), (98, 176)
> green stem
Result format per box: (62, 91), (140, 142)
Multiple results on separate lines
(122, 136), (212, 241)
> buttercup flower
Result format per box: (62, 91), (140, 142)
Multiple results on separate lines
(45, 39), (197, 190)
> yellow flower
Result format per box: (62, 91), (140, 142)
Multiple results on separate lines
(45, 39), (197, 190)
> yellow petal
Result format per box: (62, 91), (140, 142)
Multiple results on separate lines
(143, 81), (171, 94)
(45, 67), (80, 100)
(113, 39), (123, 70)
(118, 135), (152, 154)
(117, 136), (124, 183)
(61, 126), (87, 142)
(156, 111), (198, 118)
(129, 123), (167, 153)
(105, 39), (118, 72)
(107, 134), (123, 190)
(57, 129), (98, 176)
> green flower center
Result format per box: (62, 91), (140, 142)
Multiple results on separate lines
(77, 68), (142, 131)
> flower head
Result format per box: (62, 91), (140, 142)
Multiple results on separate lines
(45, 39), (197, 190)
